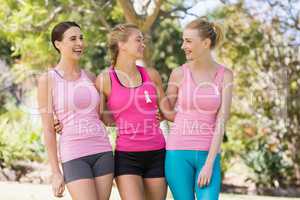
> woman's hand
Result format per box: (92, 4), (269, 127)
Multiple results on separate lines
(197, 163), (213, 188)
(54, 118), (63, 134)
(156, 109), (164, 123)
(51, 172), (65, 197)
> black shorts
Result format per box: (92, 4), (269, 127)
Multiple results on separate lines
(114, 149), (165, 178)
(62, 151), (114, 183)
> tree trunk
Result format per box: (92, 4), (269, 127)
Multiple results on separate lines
(117, 0), (163, 67)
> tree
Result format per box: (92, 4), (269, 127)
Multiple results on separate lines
(214, 0), (300, 190)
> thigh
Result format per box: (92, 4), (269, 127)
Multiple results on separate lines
(66, 179), (98, 200)
(62, 157), (93, 184)
(144, 177), (167, 200)
(165, 150), (196, 200)
(194, 153), (221, 200)
(92, 152), (115, 200)
(94, 173), (114, 200)
(116, 175), (144, 200)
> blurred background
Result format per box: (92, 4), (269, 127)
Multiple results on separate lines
(0, 0), (299, 199)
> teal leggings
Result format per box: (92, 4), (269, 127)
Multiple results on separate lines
(165, 150), (221, 200)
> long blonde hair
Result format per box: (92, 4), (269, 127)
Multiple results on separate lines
(185, 17), (223, 49)
(108, 23), (140, 66)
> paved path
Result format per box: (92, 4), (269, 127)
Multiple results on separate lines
(0, 182), (299, 200)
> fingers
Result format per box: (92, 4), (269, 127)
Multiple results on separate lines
(116, 24), (125, 31)
(156, 109), (164, 122)
(51, 173), (64, 197)
(156, 112), (161, 121)
(58, 184), (65, 197)
(198, 175), (211, 188)
(54, 119), (63, 134)
(198, 175), (204, 187)
(53, 183), (64, 198)
(198, 176), (205, 187)
(52, 186), (60, 197)
(54, 118), (59, 124)
(203, 176), (208, 186)
(207, 177), (211, 185)
(54, 124), (62, 134)
(197, 174), (202, 187)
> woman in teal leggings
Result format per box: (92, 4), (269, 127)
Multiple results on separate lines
(164, 17), (233, 200)
(166, 151), (221, 200)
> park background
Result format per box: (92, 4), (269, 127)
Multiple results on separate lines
(0, 0), (299, 199)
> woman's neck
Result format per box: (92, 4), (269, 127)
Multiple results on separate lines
(114, 54), (137, 75)
(56, 57), (80, 74)
(190, 52), (216, 71)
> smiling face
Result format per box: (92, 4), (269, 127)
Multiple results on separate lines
(54, 26), (84, 60)
(181, 28), (211, 61)
(119, 28), (145, 60)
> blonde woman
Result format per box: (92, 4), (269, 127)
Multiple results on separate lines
(96, 24), (175, 200)
(165, 17), (233, 200)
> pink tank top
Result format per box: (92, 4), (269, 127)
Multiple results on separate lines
(50, 69), (112, 162)
(166, 64), (225, 150)
(107, 66), (165, 152)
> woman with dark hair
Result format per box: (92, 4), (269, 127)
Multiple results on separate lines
(37, 21), (114, 200)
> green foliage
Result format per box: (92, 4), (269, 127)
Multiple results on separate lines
(0, 0), (121, 75)
(0, 105), (44, 168)
(0, 39), (13, 64)
(152, 18), (185, 82)
(242, 134), (294, 188)
(214, 2), (299, 188)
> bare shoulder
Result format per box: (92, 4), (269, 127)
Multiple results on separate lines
(83, 70), (96, 82)
(170, 66), (184, 79)
(223, 67), (233, 82)
(95, 68), (111, 94)
(144, 67), (162, 84)
(169, 66), (184, 84)
(38, 71), (52, 87)
(96, 68), (110, 84)
(38, 72), (48, 84)
(145, 67), (160, 77)
(37, 71), (54, 102)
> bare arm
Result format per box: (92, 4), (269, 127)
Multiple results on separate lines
(95, 71), (115, 126)
(197, 68), (233, 187)
(166, 67), (183, 111)
(37, 73), (64, 197)
(37, 74), (60, 174)
(206, 68), (234, 166)
(147, 67), (176, 122)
